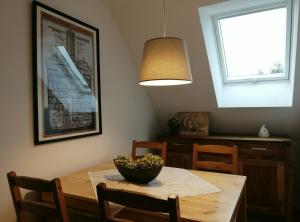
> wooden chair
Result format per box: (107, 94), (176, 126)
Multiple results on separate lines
(96, 183), (181, 222)
(131, 140), (167, 162)
(192, 144), (238, 174)
(7, 171), (69, 222)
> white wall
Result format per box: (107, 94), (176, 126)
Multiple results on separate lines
(0, 0), (159, 221)
(104, 0), (300, 210)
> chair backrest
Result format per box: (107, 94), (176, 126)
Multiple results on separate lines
(192, 144), (238, 174)
(96, 183), (180, 222)
(7, 171), (69, 222)
(131, 140), (167, 162)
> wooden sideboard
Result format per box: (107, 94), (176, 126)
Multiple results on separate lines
(159, 134), (292, 220)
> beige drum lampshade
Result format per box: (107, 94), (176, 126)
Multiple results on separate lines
(139, 37), (193, 86)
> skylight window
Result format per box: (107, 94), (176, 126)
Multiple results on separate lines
(198, 0), (299, 107)
(215, 7), (289, 83)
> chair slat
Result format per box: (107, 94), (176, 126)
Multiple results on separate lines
(134, 141), (165, 149)
(194, 161), (235, 172)
(99, 187), (169, 212)
(196, 145), (236, 154)
(13, 176), (54, 192)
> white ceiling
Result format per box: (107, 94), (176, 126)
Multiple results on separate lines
(103, 0), (300, 139)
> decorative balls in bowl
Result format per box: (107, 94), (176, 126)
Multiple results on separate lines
(114, 154), (164, 184)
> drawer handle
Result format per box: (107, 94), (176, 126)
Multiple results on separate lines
(251, 147), (268, 151)
(171, 143), (184, 146)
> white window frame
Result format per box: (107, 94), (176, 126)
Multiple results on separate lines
(212, 1), (292, 84)
(198, 0), (299, 107)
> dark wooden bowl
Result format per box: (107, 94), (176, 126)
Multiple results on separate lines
(114, 161), (162, 184)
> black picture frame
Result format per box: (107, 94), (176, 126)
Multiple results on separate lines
(32, 1), (102, 144)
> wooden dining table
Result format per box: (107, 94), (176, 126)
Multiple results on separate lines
(53, 161), (247, 222)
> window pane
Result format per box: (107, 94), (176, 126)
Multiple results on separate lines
(219, 7), (287, 79)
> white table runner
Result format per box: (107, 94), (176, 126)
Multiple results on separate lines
(88, 167), (221, 200)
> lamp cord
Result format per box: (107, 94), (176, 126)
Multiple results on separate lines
(163, 0), (166, 37)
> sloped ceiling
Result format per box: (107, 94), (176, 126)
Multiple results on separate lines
(103, 0), (300, 139)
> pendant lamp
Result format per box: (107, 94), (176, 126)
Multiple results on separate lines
(139, 0), (193, 86)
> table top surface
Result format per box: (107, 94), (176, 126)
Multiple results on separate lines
(60, 161), (246, 222)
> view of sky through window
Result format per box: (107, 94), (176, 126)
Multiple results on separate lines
(218, 7), (287, 79)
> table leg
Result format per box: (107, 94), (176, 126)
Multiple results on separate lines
(237, 187), (247, 222)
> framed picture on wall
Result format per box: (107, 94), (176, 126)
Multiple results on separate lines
(32, 1), (102, 144)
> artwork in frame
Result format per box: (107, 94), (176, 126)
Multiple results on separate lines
(177, 112), (209, 137)
(32, 1), (101, 144)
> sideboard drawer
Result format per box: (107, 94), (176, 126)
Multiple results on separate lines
(237, 142), (285, 160)
(166, 152), (192, 169)
(165, 139), (193, 153)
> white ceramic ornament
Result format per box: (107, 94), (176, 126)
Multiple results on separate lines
(258, 124), (270, 138)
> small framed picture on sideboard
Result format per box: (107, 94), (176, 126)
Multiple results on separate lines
(177, 112), (209, 137)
